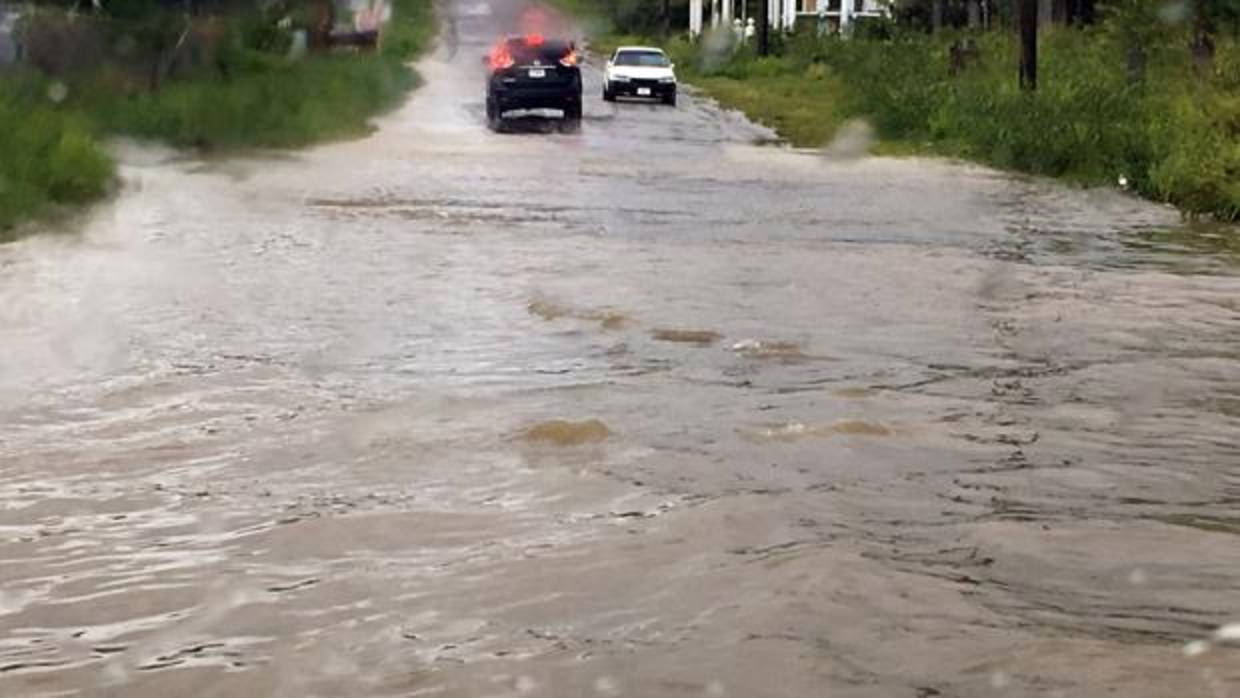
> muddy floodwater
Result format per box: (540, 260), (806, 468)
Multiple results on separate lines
(3, 2), (1240, 697)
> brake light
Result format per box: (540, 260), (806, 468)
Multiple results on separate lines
(525, 33), (544, 46)
(560, 49), (579, 67)
(489, 45), (514, 71)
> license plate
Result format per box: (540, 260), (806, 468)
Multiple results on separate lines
(637, 87), (651, 96)
(528, 68), (546, 78)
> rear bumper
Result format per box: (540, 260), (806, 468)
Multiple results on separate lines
(492, 88), (581, 112)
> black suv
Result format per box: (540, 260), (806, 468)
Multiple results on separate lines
(485, 35), (582, 130)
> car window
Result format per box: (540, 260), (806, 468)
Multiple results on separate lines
(614, 51), (669, 67)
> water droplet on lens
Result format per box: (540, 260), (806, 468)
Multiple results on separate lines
(47, 82), (69, 104)
(1183, 640), (1211, 657)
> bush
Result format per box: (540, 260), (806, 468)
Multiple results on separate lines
(85, 52), (416, 149)
(0, 78), (113, 236)
(675, 25), (1238, 220)
(0, 0), (436, 234)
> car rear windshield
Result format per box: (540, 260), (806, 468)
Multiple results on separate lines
(614, 50), (669, 67)
(506, 38), (574, 66)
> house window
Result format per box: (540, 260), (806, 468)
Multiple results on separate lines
(797, 0), (817, 12)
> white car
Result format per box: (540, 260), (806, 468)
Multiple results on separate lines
(603, 46), (677, 106)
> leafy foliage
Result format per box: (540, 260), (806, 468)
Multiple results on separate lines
(1, 0), (435, 234)
(0, 78), (112, 236)
(672, 27), (1239, 219)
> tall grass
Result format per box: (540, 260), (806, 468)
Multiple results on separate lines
(0, 78), (113, 238)
(80, 0), (435, 149)
(670, 28), (1239, 220)
(79, 53), (418, 149)
(0, 0), (435, 235)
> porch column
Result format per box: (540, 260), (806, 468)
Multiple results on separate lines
(690, 0), (703, 36)
(839, 0), (852, 32)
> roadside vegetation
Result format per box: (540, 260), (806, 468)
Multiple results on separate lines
(563, 0), (1240, 221)
(0, 78), (113, 231)
(0, 0), (434, 239)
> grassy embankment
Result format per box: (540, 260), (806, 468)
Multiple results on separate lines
(554, 0), (1238, 221)
(0, 0), (434, 238)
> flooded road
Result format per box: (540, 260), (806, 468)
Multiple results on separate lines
(3, 2), (1240, 696)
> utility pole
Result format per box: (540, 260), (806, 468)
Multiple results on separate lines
(1018, 0), (1037, 90)
(758, 0), (769, 55)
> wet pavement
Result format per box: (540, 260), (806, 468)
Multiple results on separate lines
(3, 1), (1240, 696)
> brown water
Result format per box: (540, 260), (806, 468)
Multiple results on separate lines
(3, 2), (1240, 696)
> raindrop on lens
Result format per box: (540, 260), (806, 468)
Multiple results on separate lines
(47, 82), (69, 104)
(1183, 640), (1210, 657)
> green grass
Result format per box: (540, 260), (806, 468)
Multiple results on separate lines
(693, 69), (849, 145)
(0, 0), (435, 236)
(661, 28), (1239, 221)
(0, 79), (114, 238)
(78, 53), (419, 150)
(550, 0), (1237, 220)
(80, 0), (435, 150)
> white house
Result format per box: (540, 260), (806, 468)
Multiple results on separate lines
(689, 0), (889, 37)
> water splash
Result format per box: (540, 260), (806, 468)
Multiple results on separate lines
(698, 25), (739, 74)
(821, 119), (875, 161)
(1182, 622), (1240, 657)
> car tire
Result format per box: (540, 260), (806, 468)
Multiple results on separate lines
(486, 97), (502, 131)
(664, 91), (677, 107)
(603, 84), (616, 102)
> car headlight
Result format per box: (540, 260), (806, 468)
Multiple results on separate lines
(659, 76), (676, 83)
(610, 75), (630, 82)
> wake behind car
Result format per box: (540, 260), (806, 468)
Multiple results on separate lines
(603, 46), (677, 106)
(485, 34), (582, 131)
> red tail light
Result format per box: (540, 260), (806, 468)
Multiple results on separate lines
(489, 46), (514, 71)
(560, 50), (579, 67)
(525, 33), (544, 46)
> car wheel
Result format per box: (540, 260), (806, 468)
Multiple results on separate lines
(560, 96), (583, 133)
(663, 91), (677, 107)
(486, 98), (501, 130)
(603, 84), (615, 102)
